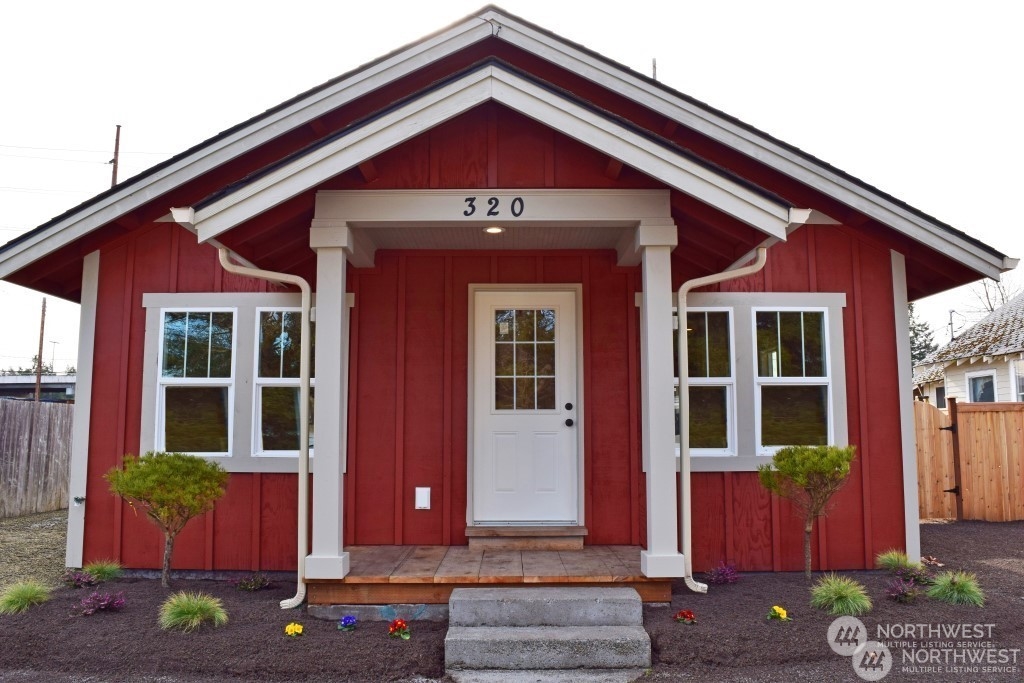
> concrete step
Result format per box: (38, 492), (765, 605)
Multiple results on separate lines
(445, 625), (651, 670)
(447, 669), (647, 683)
(449, 587), (642, 627)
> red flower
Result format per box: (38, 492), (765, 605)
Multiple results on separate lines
(388, 618), (411, 639)
(674, 609), (697, 624)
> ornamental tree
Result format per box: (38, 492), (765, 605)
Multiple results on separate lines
(106, 452), (228, 588)
(757, 445), (856, 579)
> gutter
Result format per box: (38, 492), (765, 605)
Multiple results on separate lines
(677, 246), (768, 594)
(215, 248), (312, 610)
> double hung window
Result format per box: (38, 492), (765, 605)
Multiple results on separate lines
(674, 292), (848, 471)
(967, 371), (996, 402)
(157, 310), (235, 456)
(254, 309), (314, 455)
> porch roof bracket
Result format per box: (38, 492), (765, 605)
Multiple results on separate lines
(616, 218), (679, 267)
(310, 219), (377, 268)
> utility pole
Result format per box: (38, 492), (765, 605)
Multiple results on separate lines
(110, 124), (122, 187)
(35, 298), (46, 401)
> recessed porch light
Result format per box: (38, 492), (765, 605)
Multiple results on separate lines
(484, 226), (504, 234)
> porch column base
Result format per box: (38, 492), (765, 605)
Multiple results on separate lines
(640, 551), (686, 578)
(304, 553), (351, 580)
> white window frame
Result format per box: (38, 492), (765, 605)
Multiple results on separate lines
(751, 305), (833, 456)
(155, 307), (237, 458)
(965, 370), (997, 403)
(1015, 361), (1024, 402)
(252, 306), (316, 458)
(142, 292), (318, 473)
(671, 292), (848, 473)
(679, 307), (736, 456)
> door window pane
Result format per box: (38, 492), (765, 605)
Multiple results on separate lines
(760, 385), (828, 446)
(495, 307), (556, 411)
(165, 387), (229, 452)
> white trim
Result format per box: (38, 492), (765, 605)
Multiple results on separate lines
(65, 250), (99, 568)
(306, 230), (351, 580)
(751, 306), (834, 456)
(251, 306), (316, 458)
(466, 284), (586, 529)
(1, 8), (1010, 283)
(482, 9), (1011, 280)
(141, 292), (318, 473)
(191, 66), (791, 244)
(965, 369), (998, 402)
(891, 251), (921, 562)
(638, 237), (686, 577)
(0, 17), (494, 280)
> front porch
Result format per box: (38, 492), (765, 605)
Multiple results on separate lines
(305, 545), (672, 604)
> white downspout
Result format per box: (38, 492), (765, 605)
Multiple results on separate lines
(678, 247), (768, 594)
(216, 249), (312, 610)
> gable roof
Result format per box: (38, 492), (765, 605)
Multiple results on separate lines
(921, 292), (1024, 366)
(0, 5), (1016, 293)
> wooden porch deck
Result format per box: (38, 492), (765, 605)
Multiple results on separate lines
(306, 545), (672, 604)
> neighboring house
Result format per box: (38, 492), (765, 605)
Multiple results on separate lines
(0, 374), (76, 402)
(914, 292), (1024, 406)
(0, 7), (1016, 593)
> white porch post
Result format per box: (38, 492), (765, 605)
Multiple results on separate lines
(304, 222), (353, 579)
(637, 220), (687, 577)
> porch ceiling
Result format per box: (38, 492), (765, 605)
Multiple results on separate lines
(350, 223), (628, 251)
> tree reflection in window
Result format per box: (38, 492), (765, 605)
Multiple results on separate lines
(162, 311), (233, 378)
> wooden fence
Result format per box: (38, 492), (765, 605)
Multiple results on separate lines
(0, 398), (73, 518)
(916, 399), (1024, 522)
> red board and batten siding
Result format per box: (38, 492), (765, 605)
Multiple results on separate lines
(344, 251), (642, 548)
(685, 225), (907, 572)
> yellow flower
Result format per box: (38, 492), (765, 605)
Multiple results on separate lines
(774, 606), (787, 620)
(285, 622), (303, 636)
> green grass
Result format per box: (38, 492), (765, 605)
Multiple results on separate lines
(159, 591), (228, 632)
(0, 580), (52, 615)
(83, 559), (123, 582)
(810, 573), (872, 616)
(927, 571), (985, 606)
(875, 548), (913, 571)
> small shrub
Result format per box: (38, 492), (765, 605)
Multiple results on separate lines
(810, 573), (872, 616)
(0, 581), (51, 615)
(894, 564), (934, 586)
(886, 577), (921, 604)
(62, 569), (98, 589)
(927, 571), (985, 607)
(83, 560), (123, 583)
(75, 591), (126, 616)
(159, 592), (228, 632)
(234, 572), (273, 592)
(704, 561), (740, 585)
(875, 548), (913, 571)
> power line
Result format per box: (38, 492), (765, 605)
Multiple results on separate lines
(0, 152), (109, 164)
(0, 186), (92, 194)
(0, 143), (170, 155)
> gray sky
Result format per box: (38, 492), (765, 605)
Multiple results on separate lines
(1, 0), (1021, 371)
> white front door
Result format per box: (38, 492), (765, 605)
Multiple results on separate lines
(472, 290), (579, 524)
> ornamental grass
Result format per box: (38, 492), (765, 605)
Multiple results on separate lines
(810, 573), (872, 616)
(159, 591), (228, 632)
(0, 580), (51, 615)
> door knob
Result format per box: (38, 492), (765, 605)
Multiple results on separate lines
(565, 418), (574, 427)
(565, 402), (573, 410)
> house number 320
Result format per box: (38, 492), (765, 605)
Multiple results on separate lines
(463, 196), (525, 218)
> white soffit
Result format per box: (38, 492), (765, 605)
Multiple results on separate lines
(192, 66), (791, 243)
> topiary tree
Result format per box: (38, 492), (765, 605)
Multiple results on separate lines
(106, 452), (228, 588)
(757, 445), (856, 579)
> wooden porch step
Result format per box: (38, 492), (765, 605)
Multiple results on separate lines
(465, 526), (587, 551)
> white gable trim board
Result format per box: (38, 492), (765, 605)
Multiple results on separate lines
(0, 8), (1012, 282)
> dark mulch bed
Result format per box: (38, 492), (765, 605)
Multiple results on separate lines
(646, 520), (1024, 682)
(0, 519), (1021, 682)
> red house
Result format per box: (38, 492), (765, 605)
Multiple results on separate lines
(1, 7), (1015, 603)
